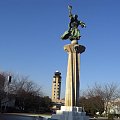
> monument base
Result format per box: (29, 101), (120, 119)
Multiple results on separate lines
(51, 106), (89, 120)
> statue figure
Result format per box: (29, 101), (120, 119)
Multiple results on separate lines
(61, 5), (86, 41)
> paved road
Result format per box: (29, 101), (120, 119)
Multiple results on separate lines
(0, 113), (47, 120)
(90, 117), (120, 120)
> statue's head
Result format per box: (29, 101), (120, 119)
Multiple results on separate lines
(75, 15), (78, 19)
(74, 15), (78, 20)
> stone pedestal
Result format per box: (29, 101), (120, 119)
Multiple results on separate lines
(51, 106), (89, 120)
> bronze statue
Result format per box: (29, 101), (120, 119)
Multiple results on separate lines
(61, 5), (86, 41)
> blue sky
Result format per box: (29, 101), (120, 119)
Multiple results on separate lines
(0, 0), (120, 98)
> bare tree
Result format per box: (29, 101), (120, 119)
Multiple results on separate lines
(0, 71), (44, 112)
(15, 79), (42, 97)
(0, 74), (6, 102)
(86, 83), (120, 115)
(0, 71), (42, 96)
(79, 95), (104, 116)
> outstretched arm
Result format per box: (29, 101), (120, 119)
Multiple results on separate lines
(79, 21), (86, 28)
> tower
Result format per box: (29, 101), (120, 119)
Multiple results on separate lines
(51, 71), (61, 102)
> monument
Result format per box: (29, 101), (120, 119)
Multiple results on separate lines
(51, 5), (89, 120)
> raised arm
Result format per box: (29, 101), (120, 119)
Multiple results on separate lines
(68, 5), (73, 19)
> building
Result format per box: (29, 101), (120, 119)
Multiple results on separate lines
(51, 71), (61, 102)
(108, 98), (120, 114)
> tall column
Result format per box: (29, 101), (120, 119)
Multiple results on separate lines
(64, 40), (85, 107)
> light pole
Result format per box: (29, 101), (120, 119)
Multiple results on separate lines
(5, 75), (12, 112)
